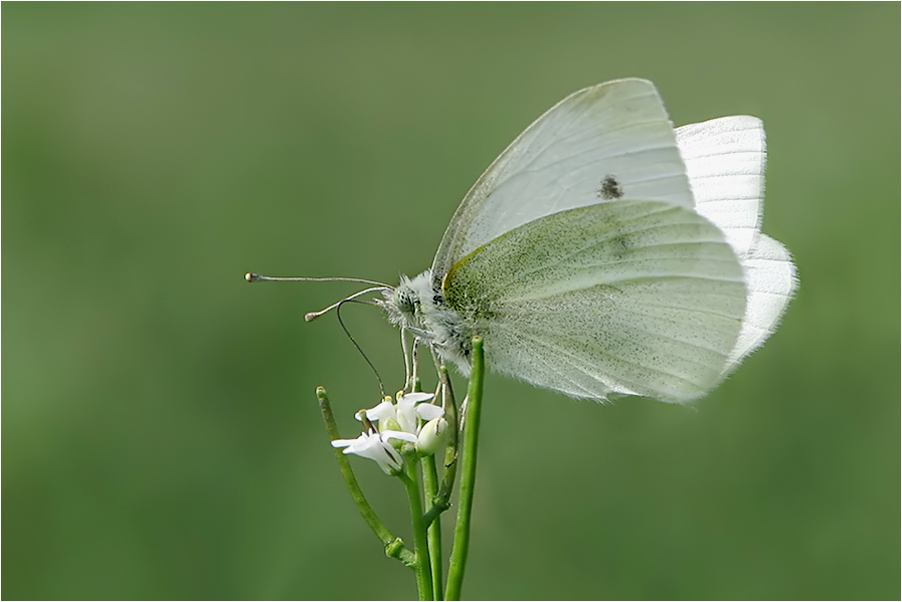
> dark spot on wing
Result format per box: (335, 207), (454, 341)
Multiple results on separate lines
(597, 175), (623, 200)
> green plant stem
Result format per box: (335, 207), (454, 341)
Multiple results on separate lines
(438, 365), (459, 502)
(420, 456), (443, 601)
(316, 387), (416, 567)
(423, 367), (458, 527)
(414, 377), (444, 600)
(445, 337), (485, 601)
(402, 457), (434, 601)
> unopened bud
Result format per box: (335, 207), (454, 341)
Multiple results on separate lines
(416, 417), (450, 456)
(381, 417), (402, 434)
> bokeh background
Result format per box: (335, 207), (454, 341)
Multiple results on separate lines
(4, 4), (899, 600)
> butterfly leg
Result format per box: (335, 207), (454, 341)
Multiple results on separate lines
(400, 329), (412, 392)
(411, 337), (420, 392)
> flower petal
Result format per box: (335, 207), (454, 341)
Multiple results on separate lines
(363, 400), (396, 422)
(382, 430), (418, 444)
(395, 398), (419, 433)
(337, 431), (404, 474)
(331, 436), (364, 449)
(401, 392), (435, 404)
(416, 403), (444, 422)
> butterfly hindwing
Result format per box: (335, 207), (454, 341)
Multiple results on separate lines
(676, 116), (766, 259)
(675, 116), (796, 375)
(722, 233), (797, 374)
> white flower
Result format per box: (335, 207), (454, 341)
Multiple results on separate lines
(331, 428), (417, 475)
(337, 392), (449, 466)
(359, 392), (441, 436)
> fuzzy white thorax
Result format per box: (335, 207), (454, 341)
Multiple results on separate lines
(380, 269), (475, 376)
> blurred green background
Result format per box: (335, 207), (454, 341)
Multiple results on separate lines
(4, 4), (899, 600)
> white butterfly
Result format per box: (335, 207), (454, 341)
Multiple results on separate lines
(377, 78), (796, 404)
(254, 78), (797, 404)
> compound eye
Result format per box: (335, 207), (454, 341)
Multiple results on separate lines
(397, 291), (416, 314)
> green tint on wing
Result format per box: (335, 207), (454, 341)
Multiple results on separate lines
(443, 201), (746, 403)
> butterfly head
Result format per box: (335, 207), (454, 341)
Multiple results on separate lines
(380, 270), (475, 376)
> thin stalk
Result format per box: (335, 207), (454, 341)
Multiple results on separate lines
(445, 337), (485, 601)
(421, 455), (443, 600)
(437, 365), (459, 503)
(414, 372), (444, 600)
(423, 366), (459, 527)
(402, 457), (434, 601)
(317, 387), (416, 567)
(415, 377), (444, 600)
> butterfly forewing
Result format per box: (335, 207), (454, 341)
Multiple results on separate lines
(442, 201), (746, 403)
(432, 79), (695, 286)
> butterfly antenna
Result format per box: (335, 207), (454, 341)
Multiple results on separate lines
(303, 286), (388, 322)
(336, 299), (386, 397)
(244, 271), (390, 395)
(245, 273), (390, 288)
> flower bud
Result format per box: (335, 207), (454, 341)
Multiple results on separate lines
(416, 416), (450, 456)
(380, 416), (402, 434)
